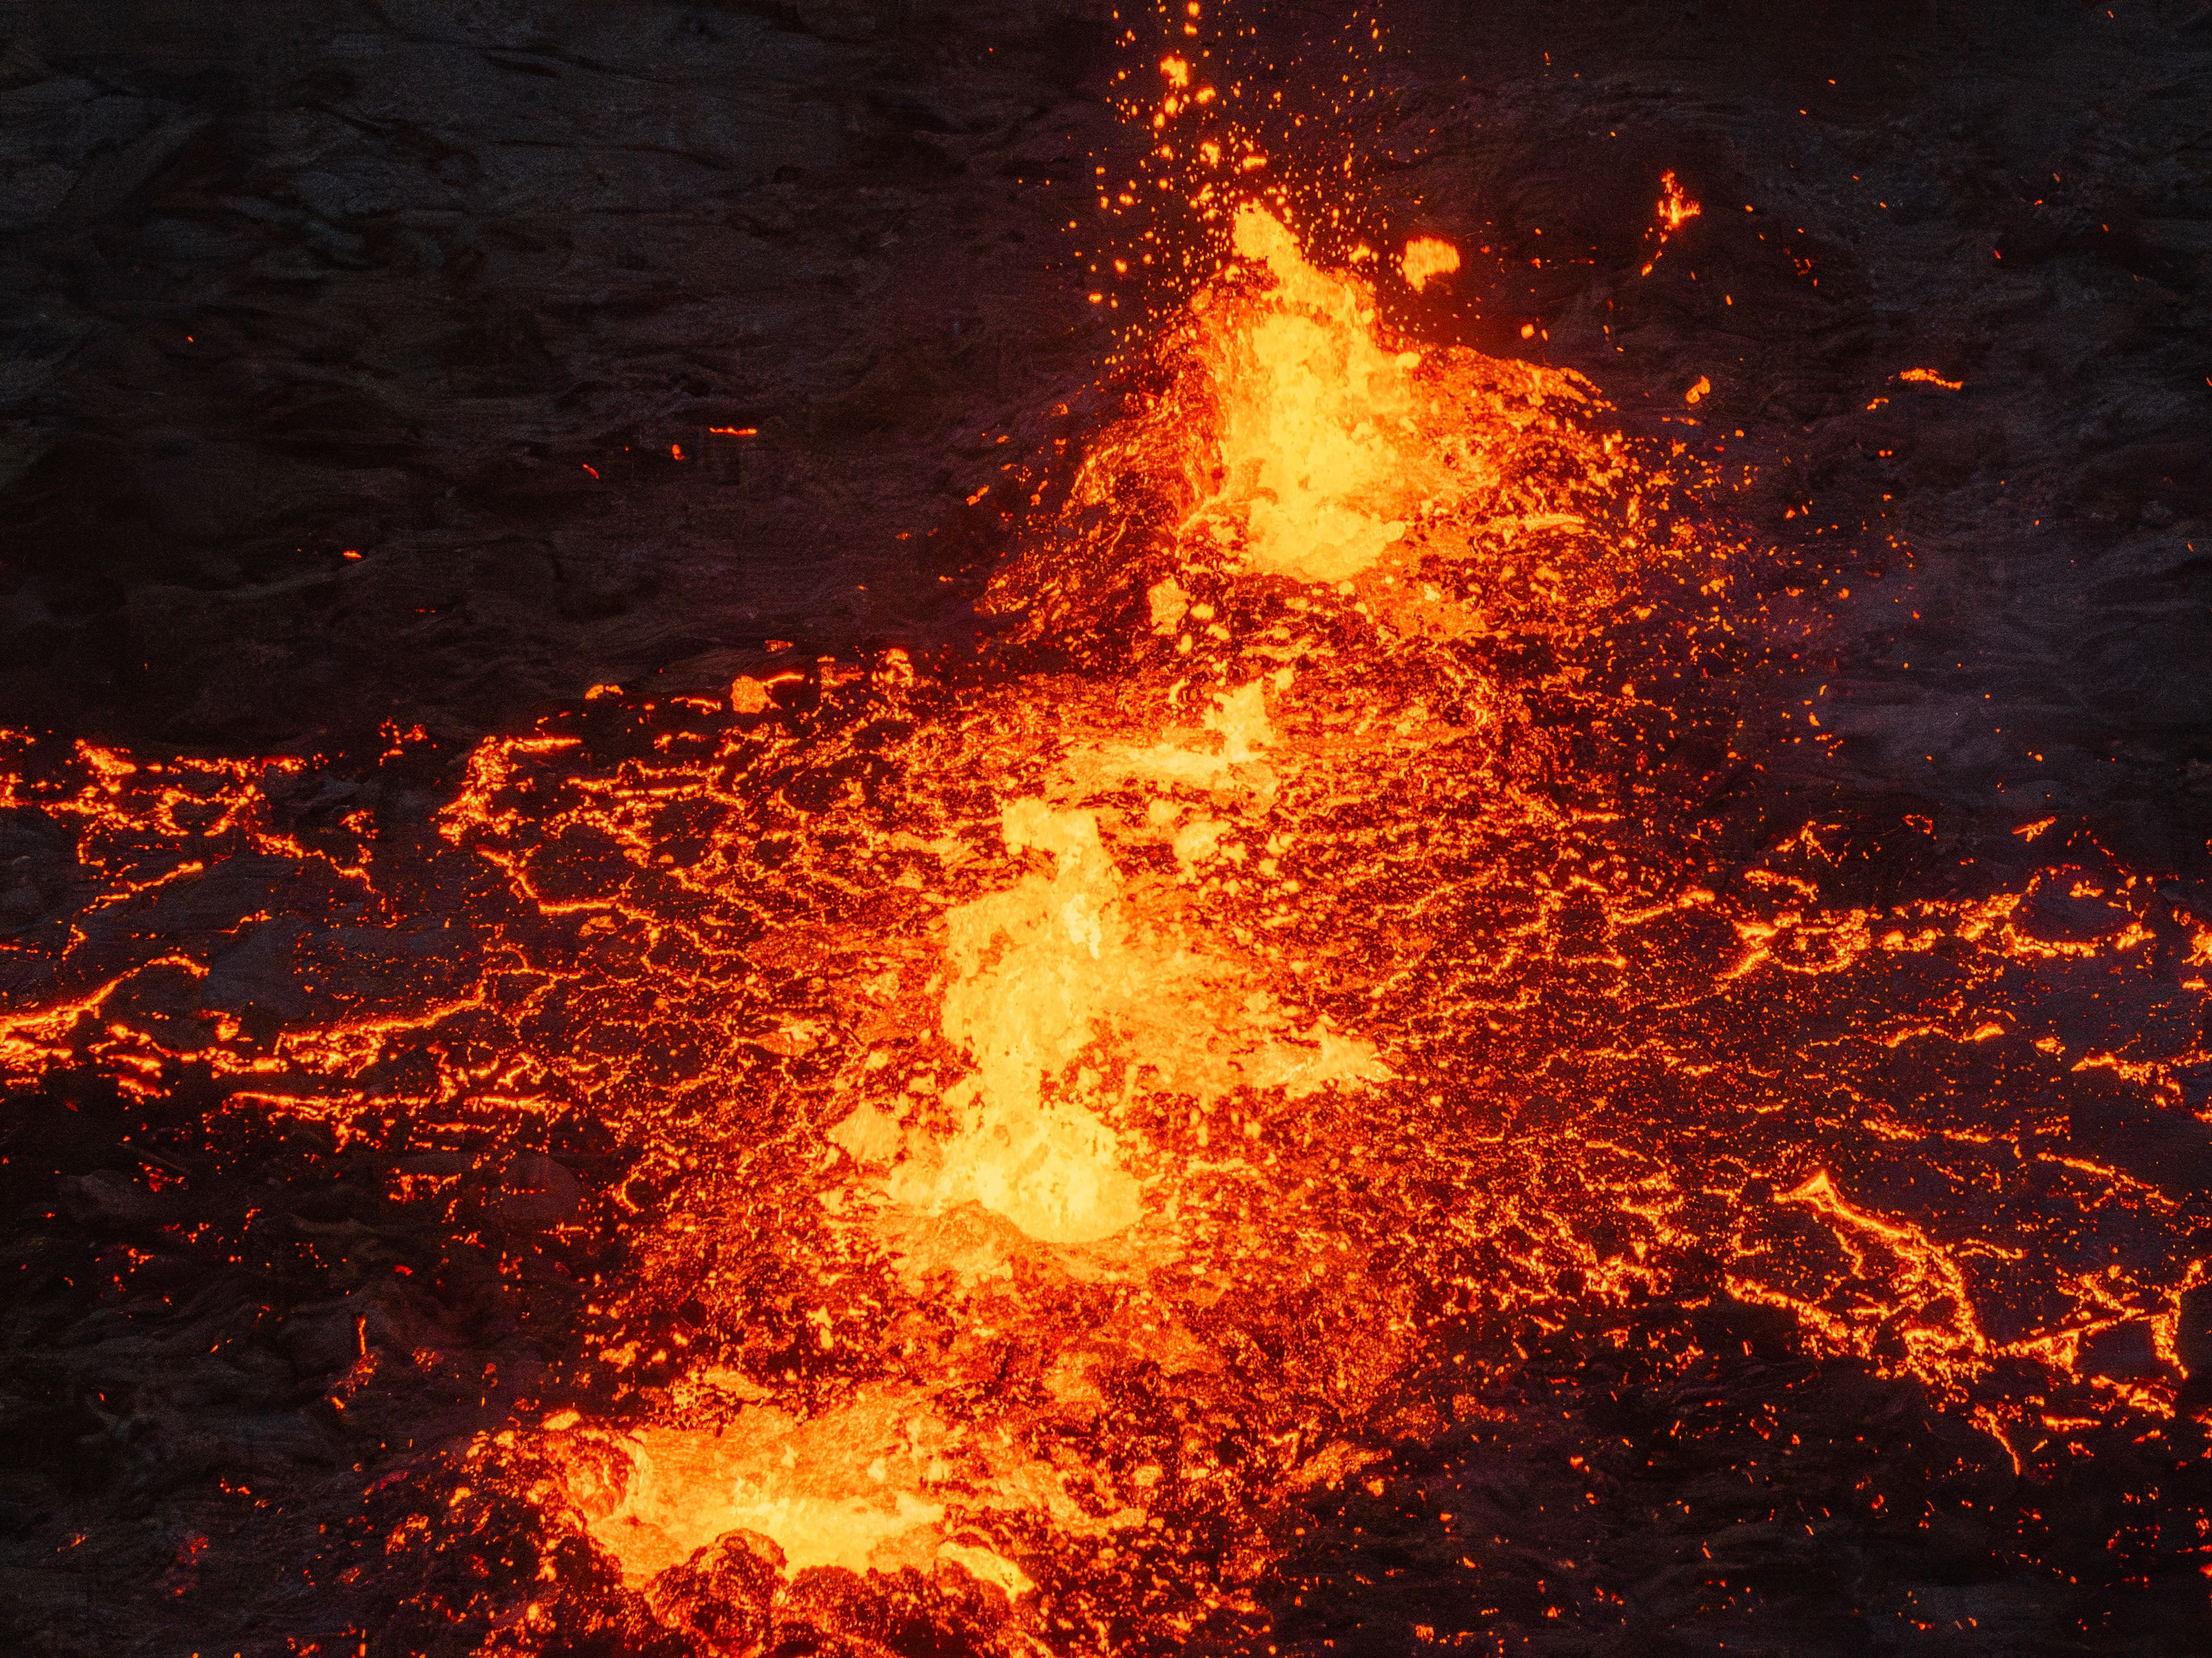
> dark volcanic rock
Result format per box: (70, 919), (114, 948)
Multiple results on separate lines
(0, 0), (1124, 750)
(3, 3), (2212, 1657)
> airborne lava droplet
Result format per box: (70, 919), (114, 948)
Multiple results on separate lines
(1399, 234), (1460, 292)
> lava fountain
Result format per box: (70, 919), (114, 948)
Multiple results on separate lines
(5, 183), (2207, 1652)
(2, 25), (2210, 1651)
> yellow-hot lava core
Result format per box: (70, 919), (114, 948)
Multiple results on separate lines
(1202, 205), (1438, 582)
(891, 799), (1148, 1246)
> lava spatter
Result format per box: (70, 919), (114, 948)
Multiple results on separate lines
(2, 201), (2209, 1653)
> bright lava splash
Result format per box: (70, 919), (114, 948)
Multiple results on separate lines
(3, 101), (2211, 1658)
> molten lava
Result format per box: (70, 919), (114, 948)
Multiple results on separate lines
(2, 162), (2208, 1658)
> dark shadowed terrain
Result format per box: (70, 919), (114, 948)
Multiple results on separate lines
(0, 2), (2207, 839)
(3, 2), (2211, 1654)
(0, 0), (1127, 750)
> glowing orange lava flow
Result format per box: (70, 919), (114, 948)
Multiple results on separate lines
(1, 207), (2207, 1652)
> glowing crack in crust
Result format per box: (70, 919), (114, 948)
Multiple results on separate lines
(2, 193), (2210, 1651)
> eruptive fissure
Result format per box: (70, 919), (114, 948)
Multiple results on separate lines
(3, 7), (2210, 1655)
